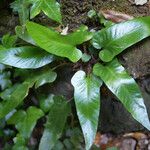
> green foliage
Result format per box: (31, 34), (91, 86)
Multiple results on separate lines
(0, 82), (33, 119)
(0, 71), (11, 90)
(15, 26), (36, 45)
(32, 69), (57, 88)
(81, 53), (91, 62)
(19, 107), (43, 139)
(1, 3), (150, 150)
(11, 0), (30, 25)
(39, 96), (70, 150)
(29, 0), (62, 23)
(0, 64), (12, 90)
(26, 22), (93, 62)
(87, 10), (96, 19)
(52, 127), (85, 150)
(12, 134), (28, 150)
(0, 46), (54, 68)
(92, 16), (150, 62)
(39, 94), (54, 113)
(2, 34), (17, 48)
(8, 106), (44, 138)
(93, 59), (150, 130)
(71, 71), (102, 150)
(11, 0), (62, 24)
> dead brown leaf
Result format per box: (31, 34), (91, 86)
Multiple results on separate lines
(100, 10), (134, 23)
(123, 132), (147, 140)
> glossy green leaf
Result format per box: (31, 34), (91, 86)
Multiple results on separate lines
(2, 34), (17, 48)
(52, 140), (65, 150)
(32, 69), (57, 88)
(12, 134), (28, 150)
(0, 81), (34, 119)
(26, 22), (93, 62)
(0, 67), (56, 119)
(7, 110), (26, 125)
(81, 53), (91, 62)
(71, 71), (102, 150)
(93, 59), (150, 130)
(15, 26), (36, 45)
(8, 107), (43, 140)
(16, 106), (44, 138)
(39, 96), (70, 150)
(19, 68), (57, 88)
(14, 68), (57, 87)
(87, 10), (96, 18)
(30, 0), (62, 23)
(11, 0), (30, 25)
(0, 84), (19, 100)
(0, 71), (12, 90)
(0, 46), (54, 69)
(0, 45), (6, 50)
(39, 94), (54, 113)
(92, 16), (150, 62)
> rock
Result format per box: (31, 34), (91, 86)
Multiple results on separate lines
(138, 138), (149, 149)
(120, 138), (136, 150)
(99, 88), (145, 133)
(121, 38), (150, 79)
(0, 10), (19, 37)
(134, 0), (147, 5)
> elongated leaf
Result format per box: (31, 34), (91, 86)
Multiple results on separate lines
(26, 22), (93, 62)
(39, 96), (70, 150)
(13, 134), (28, 150)
(15, 26), (36, 45)
(92, 16), (150, 62)
(0, 81), (34, 119)
(71, 71), (102, 150)
(17, 107), (44, 138)
(39, 94), (54, 113)
(30, 0), (62, 23)
(0, 84), (19, 100)
(7, 110), (26, 125)
(0, 46), (54, 69)
(9, 107), (43, 149)
(8, 107), (43, 139)
(93, 59), (150, 130)
(11, 0), (30, 25)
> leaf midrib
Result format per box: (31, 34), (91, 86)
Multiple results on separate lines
(104, 65), (138, 111)
(102, 24), (144, 50)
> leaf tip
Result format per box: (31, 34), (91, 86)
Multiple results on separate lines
(70, 49), (82, 63)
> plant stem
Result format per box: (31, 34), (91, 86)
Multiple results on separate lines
(51, 62), (73, 71)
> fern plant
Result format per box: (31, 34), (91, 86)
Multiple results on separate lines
(0, 0), (150, 149)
